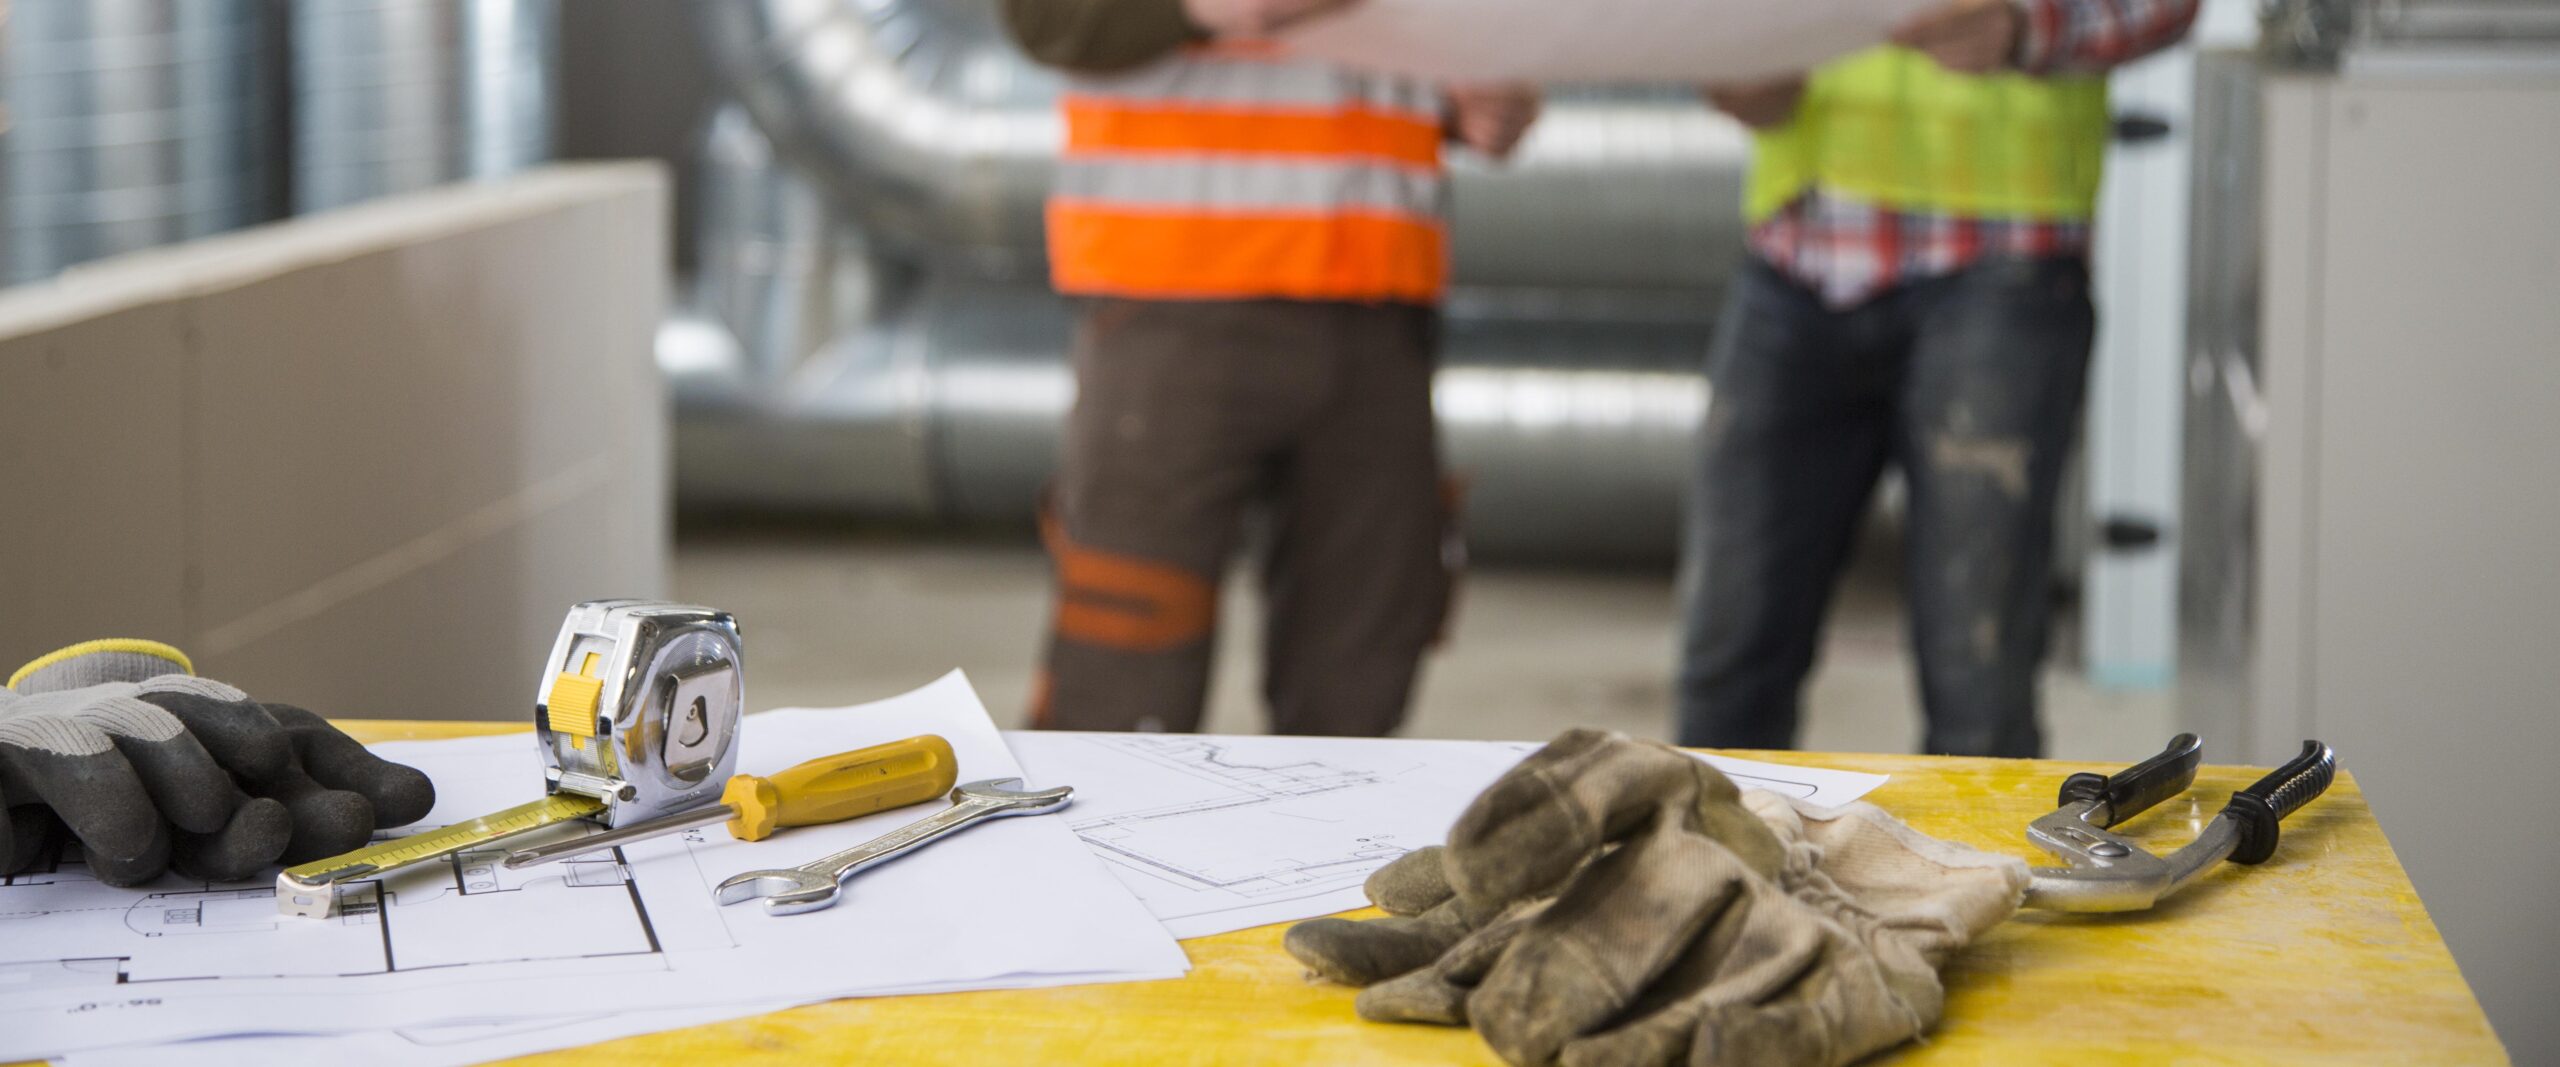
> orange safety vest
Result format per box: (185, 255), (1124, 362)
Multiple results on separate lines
(1047, 42), (1449, 305)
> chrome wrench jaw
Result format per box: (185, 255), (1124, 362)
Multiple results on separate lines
(713, 868), (837, 909)
(713, 778), (1074, 916)
(2024, 801), (2181, 912)
(2026, 810), (2246, 912)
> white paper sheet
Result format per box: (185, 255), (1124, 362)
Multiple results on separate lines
(1283, 0), (1942, 84)
(1683, 750), (1893, 807)
(1, 672), (1187, 1061)
(43, 726), (1889, 1066)
(1009, 732), (1888, 939)
(52, 1003), (805, 1067)
(54, 966), (1196, 1067)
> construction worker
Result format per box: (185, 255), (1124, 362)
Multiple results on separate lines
(1001, 0), (1538, 735)
(1678, 0), (2199, 756)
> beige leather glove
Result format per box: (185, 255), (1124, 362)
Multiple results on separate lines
(1286, 729), (2028, 1067)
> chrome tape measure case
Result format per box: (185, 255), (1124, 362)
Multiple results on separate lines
(277, 600), (744, 918)
(536, 599), (745, 828)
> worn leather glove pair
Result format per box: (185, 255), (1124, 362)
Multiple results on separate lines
(1286, 729), (2028, 1067)
(0, 640), (434, 886)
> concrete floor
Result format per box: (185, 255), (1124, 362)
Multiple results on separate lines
(675, 522), (2171, 760)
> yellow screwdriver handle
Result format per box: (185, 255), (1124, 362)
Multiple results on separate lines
(720, 734), (960, 842)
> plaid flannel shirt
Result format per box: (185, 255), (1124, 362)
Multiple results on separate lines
(1752, 0), (2201, 308)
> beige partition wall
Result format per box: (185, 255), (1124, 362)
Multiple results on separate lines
(2246, 71), (2560, 1058)
(0, 163), (670, 722)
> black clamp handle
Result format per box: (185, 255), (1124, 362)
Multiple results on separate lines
(2223, 740), (2337, 865)
(2059, 733), (2203, 828)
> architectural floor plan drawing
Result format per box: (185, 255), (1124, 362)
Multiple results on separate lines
(2, 673), (1190, 1065)
(0, 833), (662, 988)
(1061, 735), (1433, 902)
(1008, 732), (1525, 937)
(1006, 731), (1892, 939)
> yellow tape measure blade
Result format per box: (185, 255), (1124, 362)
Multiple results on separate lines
(277, 793), (605, 918)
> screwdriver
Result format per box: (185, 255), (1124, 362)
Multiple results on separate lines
(503, 733), (958, 869)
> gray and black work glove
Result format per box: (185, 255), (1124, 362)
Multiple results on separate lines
(0, 640), (434, 886)
(1286, 729), (2029, 1067)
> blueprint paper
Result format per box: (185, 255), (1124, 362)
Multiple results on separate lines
(52, 1003), (806, 1067)
(30, 725), (1883, 1064)
(1, 672), (1187, 1060)
(1007, 732), (1887, 938)
(1283, 0), (1942, 84)
(1681, 750), (1890, 807)
(52, 731), (1887, 1066)
(1008, 733), (1526, 938)
(57, 967), (1192, 1067)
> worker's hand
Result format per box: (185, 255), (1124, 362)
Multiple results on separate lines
(1286, 730), (2029, 1067)
(1892, 0), (2026, 74)
(1446, 84), (1542, 161)
(1181, 0), (1359, 37)
(1702, 75), (1807, 129)
(1, 641), (433, 886)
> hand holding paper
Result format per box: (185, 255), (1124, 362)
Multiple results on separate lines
(1890, 0), (2025, 74)
(1703, 77), (1808, 129)
(1446, 85), (1542, 160)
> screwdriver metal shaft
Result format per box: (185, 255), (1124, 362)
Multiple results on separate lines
(505, 805), (736, 867)
(502, 733), (958, 869)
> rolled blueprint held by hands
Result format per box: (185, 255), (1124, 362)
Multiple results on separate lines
(1283, 0), (1943, 84)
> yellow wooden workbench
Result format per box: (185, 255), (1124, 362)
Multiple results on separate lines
(73, 723), (2523, 1065)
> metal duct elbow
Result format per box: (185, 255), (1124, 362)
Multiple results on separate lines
(694, 0), (1752, 294)
(692, 0), (1062, 278)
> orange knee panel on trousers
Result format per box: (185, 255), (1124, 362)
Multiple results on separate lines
(1041, 515), (1218, 656)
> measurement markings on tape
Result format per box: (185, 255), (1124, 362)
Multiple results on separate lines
(277, 794), (606, 918)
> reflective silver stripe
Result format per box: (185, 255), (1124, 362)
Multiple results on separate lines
(1071, 55), (1439, 119)
(1056, 157), (1445, 217)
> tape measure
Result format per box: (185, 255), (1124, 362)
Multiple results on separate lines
(277, 795), (606, 915)
(278, 599), (745, 918)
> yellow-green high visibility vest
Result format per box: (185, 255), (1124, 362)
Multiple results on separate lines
(1745, 47), (2112, 224)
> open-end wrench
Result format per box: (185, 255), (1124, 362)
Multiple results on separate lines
(714, 777), (1074, 916)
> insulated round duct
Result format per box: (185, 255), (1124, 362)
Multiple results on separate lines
(691, 0), (1061, 279)
(291, 0), (558, 214)
(1, 0), (278, 284)
(674, 273), (1712, 565)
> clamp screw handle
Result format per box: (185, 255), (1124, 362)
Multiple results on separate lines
(2224, 740), (2337, 865)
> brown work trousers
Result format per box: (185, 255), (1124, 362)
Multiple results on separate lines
(1035, 298), (1451, 737)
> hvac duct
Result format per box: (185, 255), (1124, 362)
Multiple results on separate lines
(679, 1), (1749, 563)
(291, 0), (559, 213)
(673, 271), (1710, 564)
(1, 0), (279, 285)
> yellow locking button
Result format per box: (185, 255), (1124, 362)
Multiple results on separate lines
(546, 663), (605, 749)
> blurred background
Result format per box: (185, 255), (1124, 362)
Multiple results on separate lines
(1, 0), (2555, 1054)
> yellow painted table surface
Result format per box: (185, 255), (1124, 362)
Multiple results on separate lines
(57, 723), (2510, 1066)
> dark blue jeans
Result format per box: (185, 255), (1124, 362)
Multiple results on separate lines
(1675, 256), (2094, 757)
